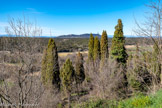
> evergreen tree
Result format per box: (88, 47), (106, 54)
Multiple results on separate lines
(60, 58), (75, 108)
(41, 38), (60, 88)
(100, 30), (108, 63)
(88, 33), (94, 61)
(110, 20), (128, 96)
(75, 52), (85, 84)
(93, 36), (101, 61)
(60, 58), (75, 92)
(110, 19), (128, 64)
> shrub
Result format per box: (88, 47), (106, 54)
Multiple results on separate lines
(118, 95), (152, 108)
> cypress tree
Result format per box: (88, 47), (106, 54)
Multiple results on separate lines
(110, 19), (128, 64)
(60, 58), (75, 92)
(100, 30), (108, 63)
(41, 38), (60, 88)
(60, 58), (75, 108)
(110, 20), (128, 96)
(93, 36), (101, 61)
(88, 33), (94, 61)
(75, 52), (85, 84)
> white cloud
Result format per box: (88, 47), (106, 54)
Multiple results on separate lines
(0, 22), (9, 35)
(26, 8), (44, 14)
(0, 22), (8, 27)
(0, 21), (62, 36)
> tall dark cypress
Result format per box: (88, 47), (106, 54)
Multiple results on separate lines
(60, 58), (75, 108)
(110, 19), (128, 64)
(100, 30), (108, 63)
(60, 58), (75, 92)
(41, 38), (60, 88)
(94, 36), (101, 61)
(88, 33), (94, 61)
(110, 19), (128, 96)
(75, 52), (85, 84)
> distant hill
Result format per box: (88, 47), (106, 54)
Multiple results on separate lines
(56, 34), (139, 38)
(0, 34), (140, 38)
(57, 33), (101, 38)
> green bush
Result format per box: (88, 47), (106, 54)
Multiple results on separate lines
(74, 89), (162, 108)
(132, 96), (151, 107)
(119, 95), (151, 108)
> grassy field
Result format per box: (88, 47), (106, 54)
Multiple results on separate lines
(74, 89), (162, 108)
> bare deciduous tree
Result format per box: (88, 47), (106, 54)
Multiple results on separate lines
(85, 59), (127, 100)
(0, 16), (44, 108)
(133, 0), (162, 93)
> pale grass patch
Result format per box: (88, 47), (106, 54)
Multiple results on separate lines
(58, 51), (88, 57)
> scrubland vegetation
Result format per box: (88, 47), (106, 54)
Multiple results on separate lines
(0, 0), (162, 108)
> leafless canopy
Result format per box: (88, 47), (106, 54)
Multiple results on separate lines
(0, 16), (44, 108)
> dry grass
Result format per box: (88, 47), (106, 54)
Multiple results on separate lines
(125, 45), (136, 49)
(58, 51), (88, 57)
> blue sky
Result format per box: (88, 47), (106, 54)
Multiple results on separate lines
(0, 0), (149, 36)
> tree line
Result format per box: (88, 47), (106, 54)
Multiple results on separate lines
(41, 38), (86, 107)
(41, 19), (161, 107)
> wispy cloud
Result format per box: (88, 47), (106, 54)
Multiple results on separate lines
(0, 22), (8, 27)
(0, 22), (9, 35)
(0, 21), (62, 36)
(26, 8), (44, 14)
